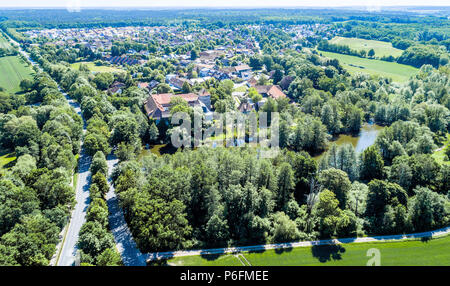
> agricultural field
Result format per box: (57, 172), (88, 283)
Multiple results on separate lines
(319, 51), (418, 82)
(329, 36), (404, 58)
(168, 235), (450, 266)
(71, 61), (124, 73)
(0, 55), (35, 93)
(0, 33), (12, 50)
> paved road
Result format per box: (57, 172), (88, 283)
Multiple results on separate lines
(5, 34), (92, 266)
(56, 89), (90, 266)
(147, 226), (450, 262)
(106, 155), (148, 266)
(57, 148), (91, 266)
(8, 33), (148, 266)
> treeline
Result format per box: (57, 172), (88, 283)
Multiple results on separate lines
(111, 141), (449, 253)
(336, 20), (450, 50)
(318, 40), (375, 59)
(1, 8), (448, 29)
(397, 45), (448, 68)
(319, 39), (448, 68)
(0, 73), (82, 265)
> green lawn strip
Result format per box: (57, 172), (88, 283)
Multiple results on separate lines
(245, 235), (450, 266)
(329, 36), (404, 58)
(319, 51), (418, 83)
(168, 234), (450, 266)
(169, 254), (243, 266)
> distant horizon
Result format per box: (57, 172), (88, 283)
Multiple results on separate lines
(0, 0), (449, 9)
(0, 5), (449, 9)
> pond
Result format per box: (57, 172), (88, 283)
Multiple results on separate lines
(139, 144), (176, 158)
(314, 123), (385, 160)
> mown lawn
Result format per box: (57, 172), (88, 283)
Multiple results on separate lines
(329, 36), (404, 58)
(0, 56), (35, 93)
(319, 51), (418, 83)
(71, 61), (124, 73)
(168, 254), (243, 266)
(168, 235), (450, 266)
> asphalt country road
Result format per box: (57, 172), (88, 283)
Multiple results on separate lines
(9, 35), (146, 266)
(106, 155), (148, 266)
(6, 34), (94, 266)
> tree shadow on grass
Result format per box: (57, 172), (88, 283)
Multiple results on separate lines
(2, 159), (16, 169)
(275, 247), (293, 255)
(147, 259), (169, 266)
(311, 244), (346, 263)
(159, 144), (177, 155)
(200, 253), (225, 261)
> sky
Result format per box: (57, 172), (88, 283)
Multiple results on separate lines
(0, 0), (449, 8)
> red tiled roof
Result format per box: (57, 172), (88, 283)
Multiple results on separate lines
(152, 93), (198, 105)
(255, 85), (287, 99)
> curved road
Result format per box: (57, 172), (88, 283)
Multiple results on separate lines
(106, 155), (148, 266)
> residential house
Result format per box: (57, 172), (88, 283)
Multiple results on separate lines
(255, 85), (287, 100)
(234, 64), (252, 79)
(144, 91), (212, 122)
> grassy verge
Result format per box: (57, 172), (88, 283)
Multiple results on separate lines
(168, 234), (450, 266)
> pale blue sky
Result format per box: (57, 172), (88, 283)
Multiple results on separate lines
(0, 0), (448, 8)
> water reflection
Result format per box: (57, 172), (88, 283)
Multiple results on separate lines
(315, 123), (385, 160)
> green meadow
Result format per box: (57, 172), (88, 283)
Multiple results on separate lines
(320, 51), (418, 82)
(329, 36), (404, 58)
(71, 61), (124, 73)
(168, 234), (450, 266)
(0, 56), (35, 94)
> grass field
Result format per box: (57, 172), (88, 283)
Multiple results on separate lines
(432, 133), (450, 165)
(0, 55), (35, 93)
(71, 61), (124, 73)
(0, 33), (12, 50)
(168, 234), (450, 266)
(329, 36), (404, 58)
(319, 51), (418, 82)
